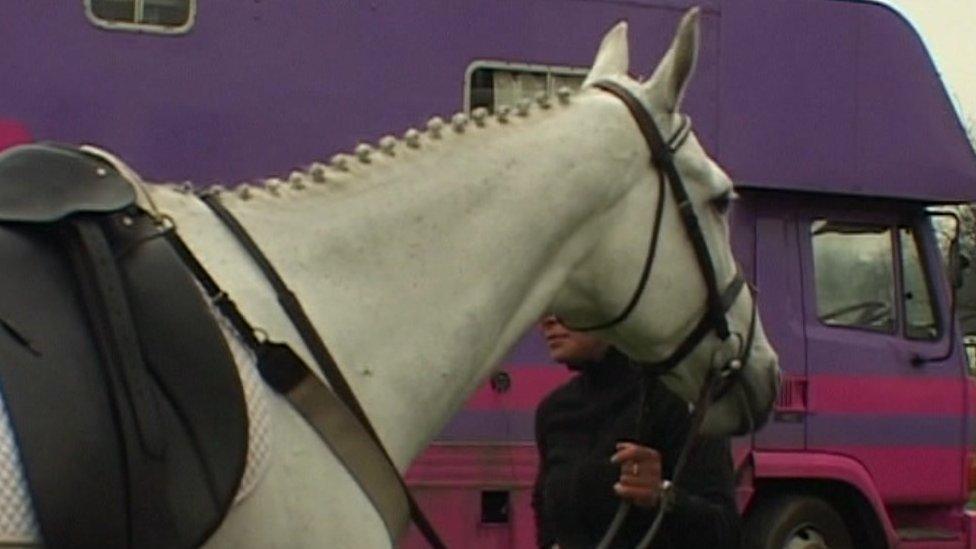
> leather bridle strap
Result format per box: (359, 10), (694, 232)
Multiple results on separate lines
(638, 272), (745, 375)
(588, 80), (755, 549)
(572, 80), (736, 346)
(633, 286), (760, 549)
(196, 193), (447, 549)
(570, 150), (668, 332)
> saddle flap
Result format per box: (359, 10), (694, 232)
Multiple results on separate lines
(0, 210), (248, 548)
(0, 143), (135, 223)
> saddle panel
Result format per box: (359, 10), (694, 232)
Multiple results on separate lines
(0, 210), (249, 548)
(0, 144), (134, 223)
(0, 224), (128, 547)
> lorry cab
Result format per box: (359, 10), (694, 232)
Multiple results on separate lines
(733, 190), (974, 548)
(712, 2), (976, 544)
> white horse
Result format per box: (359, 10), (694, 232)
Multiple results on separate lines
(0, 9), (779, 548)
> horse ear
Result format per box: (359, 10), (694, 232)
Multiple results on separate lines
(582, 21), (630, 88)
(642, 8), (700, 112)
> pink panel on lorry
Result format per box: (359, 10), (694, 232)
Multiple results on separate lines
(810, 375), (966, 415)
(846, 447), (966, 503)
(400, 444), (538, 548)
(0, 120), (31, 151)
(968, 510), (976, 548)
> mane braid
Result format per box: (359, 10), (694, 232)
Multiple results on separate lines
(229, 87), (580, 204)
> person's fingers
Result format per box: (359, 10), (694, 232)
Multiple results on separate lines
(614, 482), (657, 498)
(611, 442), (660, 465)
(620, 461), (661, 480)
(618, 472), (656, 487)
(619, 461), (660, 486)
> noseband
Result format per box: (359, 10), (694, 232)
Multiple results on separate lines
(575, 80), (760, 549)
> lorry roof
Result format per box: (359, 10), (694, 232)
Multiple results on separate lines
(712, 0), (976, 203)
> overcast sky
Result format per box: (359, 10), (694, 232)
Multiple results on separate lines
(880, 0), (976, 131)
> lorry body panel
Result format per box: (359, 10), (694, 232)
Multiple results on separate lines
(3, 1), (974, 199)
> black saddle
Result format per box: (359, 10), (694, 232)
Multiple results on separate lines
(0, 143), (248, 548)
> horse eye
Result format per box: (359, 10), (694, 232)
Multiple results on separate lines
(711, 191), (734, 214)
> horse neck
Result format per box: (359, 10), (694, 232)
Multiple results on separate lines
(153, 93), (647, 467)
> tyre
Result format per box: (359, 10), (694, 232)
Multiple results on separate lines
(742, 495), (854, 549)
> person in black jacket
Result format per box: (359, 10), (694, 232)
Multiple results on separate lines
(532, 315), (740, 548)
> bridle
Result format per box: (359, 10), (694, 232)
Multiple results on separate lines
(564, 80), (760, 549)
(565, 79), (753, 371)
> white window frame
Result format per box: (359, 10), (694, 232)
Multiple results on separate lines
(464, 60), (588, 113)
(85, 0), (196, 35)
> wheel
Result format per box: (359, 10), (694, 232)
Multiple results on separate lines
(743, 495), (854, 549)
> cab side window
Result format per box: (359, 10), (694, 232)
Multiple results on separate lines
(812, 221), (896, 332)
(900, 227), (939, 339)
(87, 0), (195, 32)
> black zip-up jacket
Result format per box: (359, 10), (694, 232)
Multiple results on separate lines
(532, 348), (740, 548)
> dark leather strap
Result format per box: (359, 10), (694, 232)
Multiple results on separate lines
(192, 194), (446, 549)
(65, 217), (175, 549)
(163, 225), (262, 351)
(166, 226), (416, 539)
(588, 80), (732, 341)
(257, 342), (410, 535)
(637, 272), (745, 375)
(67, 219), (165, 457)
(587, 80), (757, 549)
(570, 164), (668, 332)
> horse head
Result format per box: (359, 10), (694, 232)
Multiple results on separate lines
(550, 9), (780, 435)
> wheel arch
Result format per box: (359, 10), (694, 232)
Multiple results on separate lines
(745, 451), (896, 548)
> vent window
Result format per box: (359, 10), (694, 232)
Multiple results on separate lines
(466, 62), (587, 113)
(86, 0), (195, 33)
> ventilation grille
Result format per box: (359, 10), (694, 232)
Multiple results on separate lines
(775, 375), (807, 412)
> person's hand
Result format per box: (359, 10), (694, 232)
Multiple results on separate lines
(610, 442), (662, 509)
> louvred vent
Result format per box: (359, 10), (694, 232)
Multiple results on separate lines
(775, 375), (807, 412)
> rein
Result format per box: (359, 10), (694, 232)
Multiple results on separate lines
(165, 195), (447, 549)
(581, 80), (758, 549)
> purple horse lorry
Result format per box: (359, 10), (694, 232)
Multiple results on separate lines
(4, 1), (976, 547)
